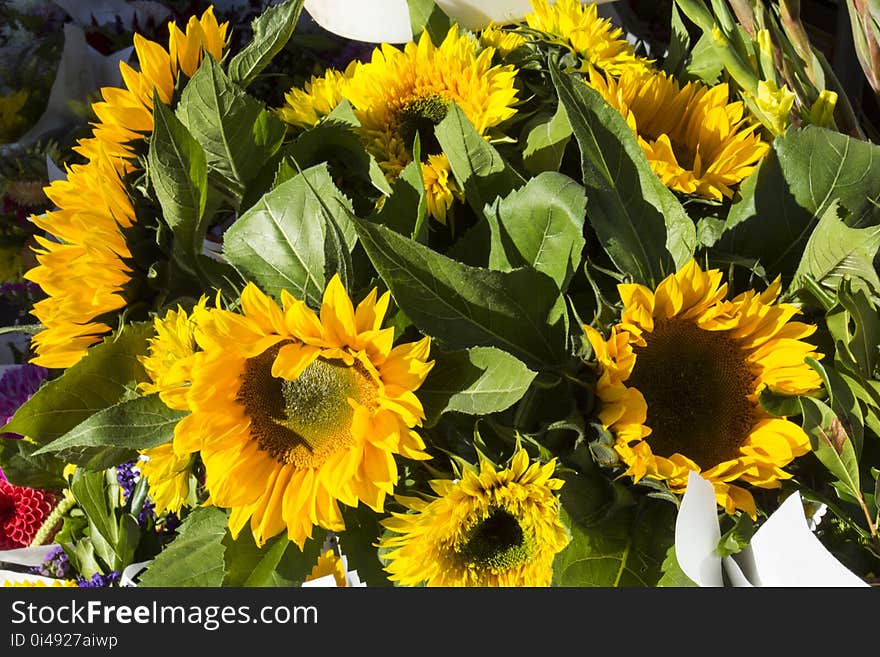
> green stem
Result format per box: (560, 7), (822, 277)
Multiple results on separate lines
(29, 494), (75, 547)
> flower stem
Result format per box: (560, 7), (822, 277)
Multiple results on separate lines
(29, 493), (75, 547)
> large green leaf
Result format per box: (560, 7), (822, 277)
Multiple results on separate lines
(722, 126), (880, 278)
(31, 394), (187, 470)
(827, 280), (880, 378)
(0, 438), (67, 489)
(799, 396), (862, 502)
(223, 164), (355, 308)
(354, 218), (570, 369)
(177, 56), (286, 197)
(553, 493), (676, 587)
(2, 323), (153, 444)
(434, 103), (525, 220)
(227, 0), (305, 87)
(486, 171), (586, 290)
(792, 200), (880, 297)
(521, 103), (572, 175)
(656, 545), (698, 587)
(288, 117), (392, 198)
(69, 468), (139, 571)
(138, 507), (229, 587)
(373, 158), (428, 242)
(148, 95), (208, 257)
(419, 346), (538, 426)
(552, 65), (695, 286)
(222, 529), (326, 587)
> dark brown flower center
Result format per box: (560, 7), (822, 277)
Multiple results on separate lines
(397, 94), (448, 159)
(626, 318), (756, 469)
(237, 344), (377, 469)
(457, 507), (532, 571)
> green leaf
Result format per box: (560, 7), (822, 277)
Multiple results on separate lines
(806, 357), (864, 457)
(656, 545), (698, 587)
(354, 218), (569, 369)
(148, 95), (208, 257)
(241, 534), (293, 587)
(684, 32), (724, 84)
(288, 116), (392, 197)
(227, 0), (305, 87)
(0, 438), (67, 489)
(419, 346), (538, 426)
(31, 394), (187, 470)
(521, 103), (572, 175)
(553, 494), (676, 587)
(792, 200), (880, 297)
(723, 126), (880, 279)
(223, 164), (355, 308)
(827, 279), (880, 381)
(138, 507), (229, 587)
(177, 56), (286, 197)
(662, 3), (692, 78)
(406, 0), (452, 43)
(486, 171), (586, 290)
(70, 469), (122, 567)
(222, 530), (325, 587)
(373, 159), (428, 242)
(434, 103), (525, 220)
(551, 65), (695, 286)
(799, 396), (862, 501)
(2, 323), (153, 444)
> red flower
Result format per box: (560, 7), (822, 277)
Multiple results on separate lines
(0, 479), (59, 550)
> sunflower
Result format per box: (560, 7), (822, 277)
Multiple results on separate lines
(584, 260), (822, 517)
(25, 8), (228, 369)
(335, 26), (518, 223)
(170, 275), (433, 548)
(138, 444), (193, 517)
(276, 62), (359, 130)
(524, 0), (647, 75)
(137, 301), (207, 515)
(588, 66), (769, 200)
(480, 23), (527, 57)
(378, 449), (569, 587)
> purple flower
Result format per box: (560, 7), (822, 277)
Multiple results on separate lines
(0, 363), (47, 436)
(31, 545), (71, 579)
(115, 460), (155, 525)
(76, 571), (121, 588)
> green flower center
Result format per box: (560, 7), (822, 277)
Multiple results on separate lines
(238, 344), (377, 468)
(626, 318), (756, 469)
(457, 508), (532, 571)
(397, 94), (449, 159)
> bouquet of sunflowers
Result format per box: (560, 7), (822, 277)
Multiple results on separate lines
(0, 0), (878, 588)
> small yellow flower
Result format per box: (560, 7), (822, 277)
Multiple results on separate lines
(752, 79), (795, 136)
(480, 23), (527, 57)
(589, 67), (769, 200)
(138, 444), (193, 516)
(525, 0), (648, 75)
(378, 449), (569, 586)
(277, 62), (358, 129)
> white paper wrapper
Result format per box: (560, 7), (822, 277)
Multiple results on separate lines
(304, 0), (621, 43)
(675, 471), (869, 587)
